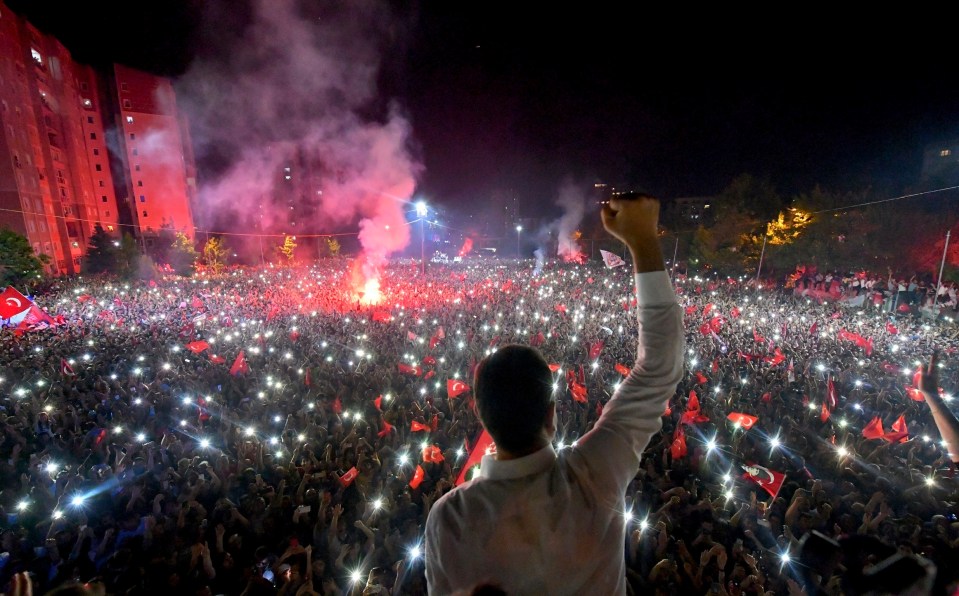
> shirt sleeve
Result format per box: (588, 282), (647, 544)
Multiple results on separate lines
(576, 270), (685, 491)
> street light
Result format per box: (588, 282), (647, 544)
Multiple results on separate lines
(516, 225), (523, 258)
(415, 201), (428, 275)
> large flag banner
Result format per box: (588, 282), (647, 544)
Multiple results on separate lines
(0, 286), (31, 320)
(600, 250), (626, 268)
(456, 429), (495, 486)
(742, 463), (786, 499)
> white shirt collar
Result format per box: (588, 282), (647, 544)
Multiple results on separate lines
(479, 444), (556, 481)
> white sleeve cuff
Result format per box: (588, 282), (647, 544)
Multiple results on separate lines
(634, 270), (676, 306)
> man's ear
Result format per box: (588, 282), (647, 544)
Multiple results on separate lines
(544, 401), (557, 435)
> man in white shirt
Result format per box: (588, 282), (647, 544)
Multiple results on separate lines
(425, 194), (685, 594)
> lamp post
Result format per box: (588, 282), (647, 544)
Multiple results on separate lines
(516, 225), (523, 258)
(416, 201), (428, 275)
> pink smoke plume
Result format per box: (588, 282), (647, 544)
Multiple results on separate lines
(177, 0), (420, 276)
(554, 181), (587, 263)
(458, 237), (474, 257)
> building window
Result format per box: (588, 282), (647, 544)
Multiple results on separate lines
(137, 180), (143, 187)
(95, 164), (102, 171)
(941, 149), (952, 157)
(80, 82), (88, 91)
(105, 211), (110, 218)
(121, 82), (128, 91)
(139, 195), (146, 202)
(82, 99), (92, 108)
(123, 99), (131, 108)
(39, 222), (46, 232)
(87, 116), (94, 124)
(98, 180), (104, 187)
(93, 148), (99, 156)
(130, 133), (135, 140)
(101, 195), (108, 202)
(126, 116), (134, 123)
(142, 210), (148, 218)
(89, 132), (96, 140)
(132, 148), (138, 156)
(135, 164), (140, 171)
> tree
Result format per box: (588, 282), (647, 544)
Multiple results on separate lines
(325, 237), (341, 258)
(168, 232), (198, 276)
(84, 224), (117, 275)
(279, 235), (297, 263)
(203, 237), (228, 274)
(0, 228), (48, 287)
(115, 233), (141, 279)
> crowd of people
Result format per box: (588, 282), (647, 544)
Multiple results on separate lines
(0, 257), (957, 595)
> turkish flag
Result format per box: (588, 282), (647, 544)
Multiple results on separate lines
(191, 296), (203, 309)
(447, 379), (470, 398)
(742, 464), (786, 499)
(884, 414), (909, 443)
(753, 329), (766, 343)
(698, 323), (712, 336)
(820, 402), (831, 422)
(670, 426), (688, 459)
(423, 356), (437, 366)
(827, 377), (838, 409)
(809, 322), (818, 335)
(530, 331), (545, 347)
(682, 391), (709, 425)
(548, 363), (561, 372)
(685, 305), (699, 315)
(727, 412), (758, 430)
(411, 420), (431, 432)
(372, 310), (391, 323)
(614, 363), (631, 376)
(409, 465), (426, 489)
(186, 340), (210, 354)
(398, 362), (421, 376)
(898, 303), (911, 312)
(373, 395), (383, 410)
(230, 351), (249, 375)
(61, 358), (75, 376)
(209, 354), (226, 364)
(78, 294), (93, 303)
(422, 445), (445, 464)
(456, 429), (495, 485)
(731, 306), (741, 319)
(0, 286), (31, 319)
(407, 330), (419, 342)
(424, 370), (436, 380)
(885, 322), (898, 335)
(554, 304), (567, 314)
(339, 466), (359, 488)
(703, 303), (715, 317)
(289, 329), (300, 342)
(377, 419), (394, 438)
(862, 417), (885, 440)
(588, 340), (604, 360)
(570, 381), (588, 403)
(430, 335), (441, 350)
(712, 358), (720, 373)
(695, 371), (708, 385)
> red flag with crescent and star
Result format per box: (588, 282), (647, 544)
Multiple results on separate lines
(742, 463), (785, 499)
(447, 379), (470, 398)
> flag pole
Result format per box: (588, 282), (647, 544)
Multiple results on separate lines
(670, 235), (679, 282)
(935, 229), (951, 310)
(755, 234), (768, 282)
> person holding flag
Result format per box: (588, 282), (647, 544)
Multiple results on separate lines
(425, 193), (684, 594)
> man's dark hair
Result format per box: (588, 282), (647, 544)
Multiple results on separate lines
(474, 344), (553, 453)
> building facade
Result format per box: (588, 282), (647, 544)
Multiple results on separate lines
(0, 2), (194, 274)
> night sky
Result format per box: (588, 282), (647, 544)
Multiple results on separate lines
(10, 1), (959, 211)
